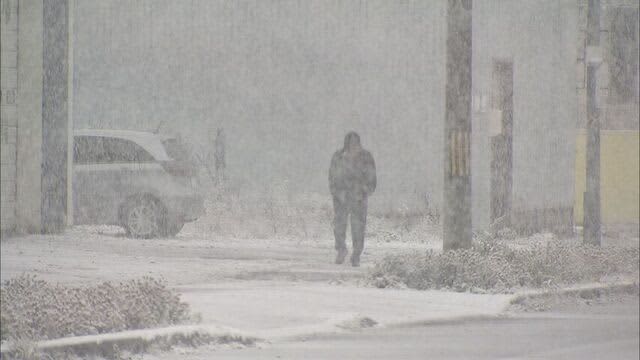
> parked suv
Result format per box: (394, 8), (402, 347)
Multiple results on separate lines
(73, 129), (204, 238)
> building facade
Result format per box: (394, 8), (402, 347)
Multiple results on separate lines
(0, 0), (70, 236)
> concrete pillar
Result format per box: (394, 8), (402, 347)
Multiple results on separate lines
(16, 0), (44, 234)
(443, 0), (473, 250)
(584, 0), (601, 246)
(41, 0), (69, 233)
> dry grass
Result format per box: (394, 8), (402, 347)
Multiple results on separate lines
(368, 238), (639, 293)
(193, 183), (440, 244)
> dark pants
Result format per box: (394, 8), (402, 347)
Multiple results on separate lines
(333, 195), (368, 257)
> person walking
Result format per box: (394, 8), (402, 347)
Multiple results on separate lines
(329, 132), (376, 266)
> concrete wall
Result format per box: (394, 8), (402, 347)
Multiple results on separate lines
(16, 0), (45, 234)
(1, 0), (46, 235)
(0, 0), (19, 233)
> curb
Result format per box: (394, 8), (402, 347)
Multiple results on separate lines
(382, 314), (507, 329)
(2, 281), (636, 356)
(0, 324), (259, 356)
(508, 281), (639, 306)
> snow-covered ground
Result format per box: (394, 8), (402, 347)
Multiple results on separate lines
(2, 213), (635, 287)
(0, 190), (444, 287)
(0, 223), (432, 287)
(1, 213), (636, 357)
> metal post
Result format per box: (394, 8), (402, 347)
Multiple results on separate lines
(443, 0), (473, 250)
(584, 0), (601, 246)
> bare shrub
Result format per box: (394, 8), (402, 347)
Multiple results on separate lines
(1, 276), (190, 342)
(369, 238), (639, 293)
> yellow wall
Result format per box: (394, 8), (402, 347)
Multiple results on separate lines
(575, 130), (640, 225)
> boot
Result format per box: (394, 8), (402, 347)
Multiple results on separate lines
(335, 249), (348, 264)
(350, 254), (360, 267)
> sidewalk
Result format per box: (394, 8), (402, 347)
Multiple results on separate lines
(0, 281), (516, 356)
(2, 279), (635, 357)
(175, 281), (514, 339)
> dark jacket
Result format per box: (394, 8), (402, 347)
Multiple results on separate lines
(329, 147), (376, 201)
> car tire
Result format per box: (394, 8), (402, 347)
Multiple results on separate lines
(162, 220), (185, 237)
(123, 196), (163, 238)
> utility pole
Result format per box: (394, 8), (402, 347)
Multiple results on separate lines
(584, 0), (602, 246)
(42, 0), (70, 233)
(443, 0), (473, 250)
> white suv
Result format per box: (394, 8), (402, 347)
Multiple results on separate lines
(73, 129), (204, 238)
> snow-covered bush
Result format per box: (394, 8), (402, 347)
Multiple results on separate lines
(368, 238), (639, 293)
(0, 276), (190, 341)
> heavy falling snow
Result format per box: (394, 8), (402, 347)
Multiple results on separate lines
(0, 0), (638, 359)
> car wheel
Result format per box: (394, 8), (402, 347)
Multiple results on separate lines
(124, 197), (163, 238)
(162, 220), (185, 237)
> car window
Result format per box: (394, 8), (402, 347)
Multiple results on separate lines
(74, 136), (106, 164)
(102, 137), (155, 163)
(74, 136), (155, 164)
(162, 138), (191, 162)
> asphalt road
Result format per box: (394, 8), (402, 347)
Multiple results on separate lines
(197, 298), (639, 360)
